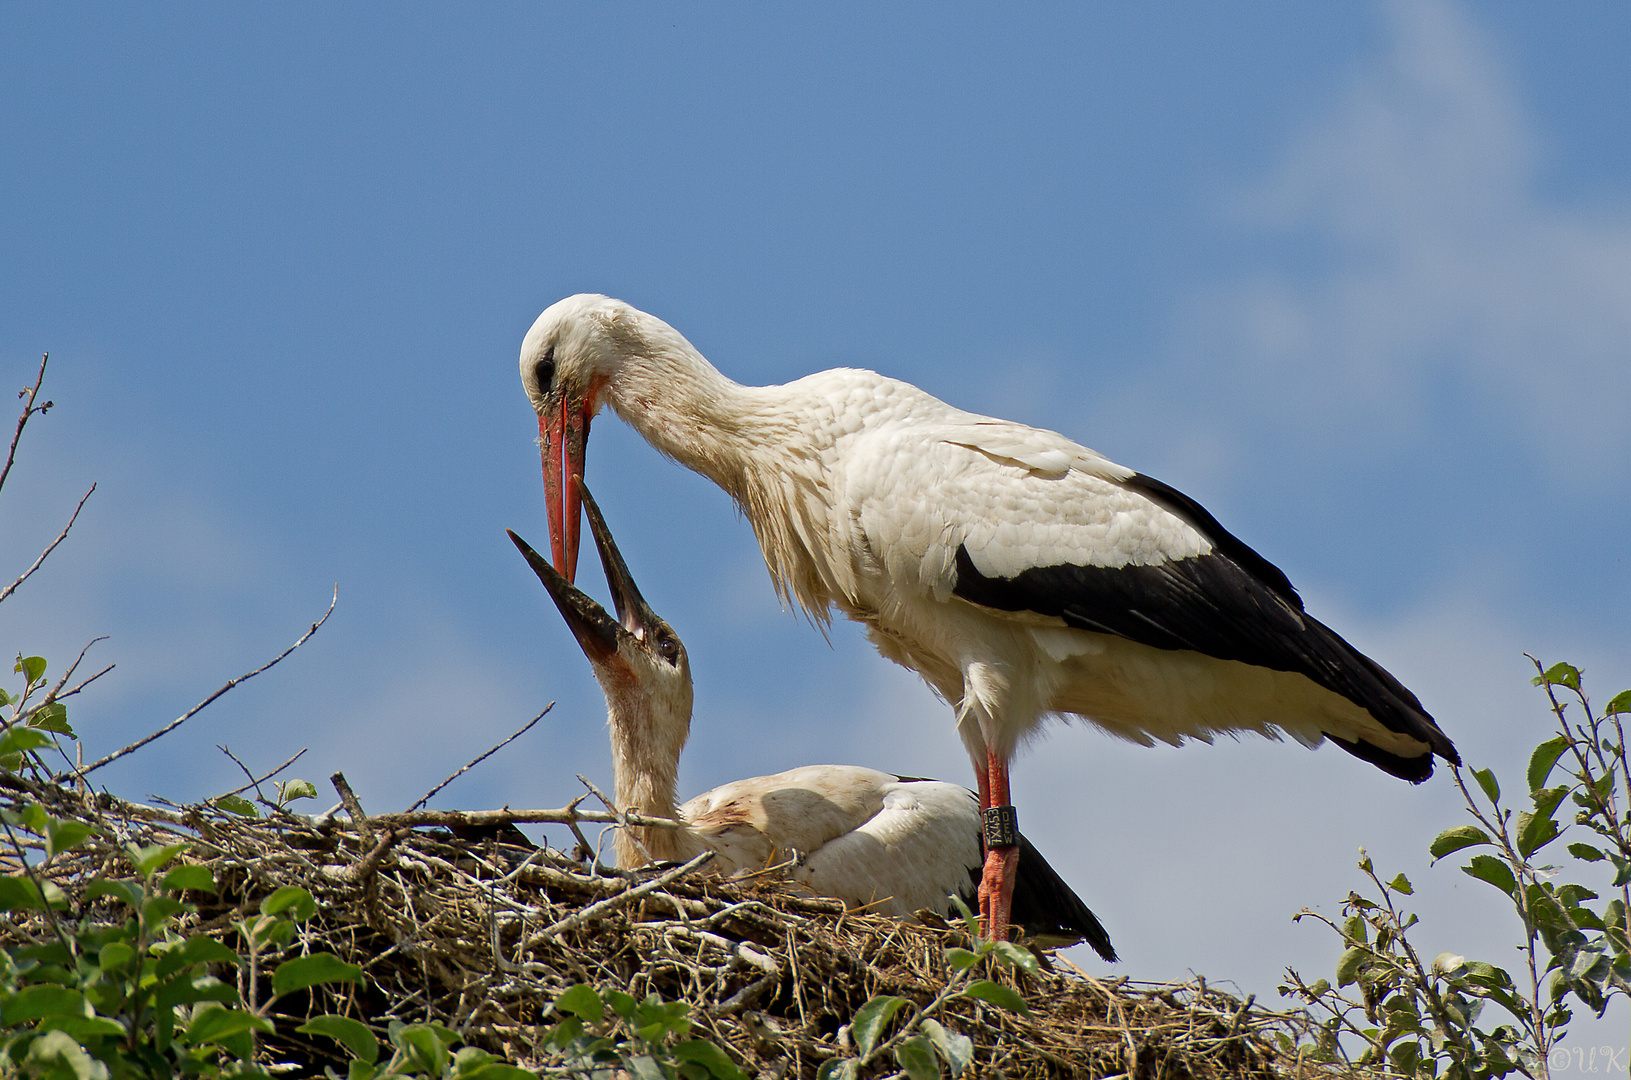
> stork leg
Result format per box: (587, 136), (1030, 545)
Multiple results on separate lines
(977, 751), (1020, 941)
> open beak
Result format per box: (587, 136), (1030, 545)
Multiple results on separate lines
(576, 477), (660, 639)
(538, 388), (592, 582)
(508, 528), (620, 664)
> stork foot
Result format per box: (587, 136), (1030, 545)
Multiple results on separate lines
(977, 844), (1021, 941)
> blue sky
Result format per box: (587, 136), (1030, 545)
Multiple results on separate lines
(3, 0), (1629, 1047)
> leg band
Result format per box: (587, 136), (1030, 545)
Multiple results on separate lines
(983, 804), (1019, 849)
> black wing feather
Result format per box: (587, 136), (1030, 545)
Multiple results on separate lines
(951, 475), (1458, 781)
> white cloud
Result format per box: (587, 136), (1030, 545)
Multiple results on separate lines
(1172, 0), (1631, 481)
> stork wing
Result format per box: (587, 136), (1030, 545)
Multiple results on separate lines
(847, 417), (1457, 779)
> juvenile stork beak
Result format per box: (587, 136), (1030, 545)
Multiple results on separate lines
(538, 384), (592, 583)
(509, 477), (659, 660)
(575, 476), (660, 639)
(508, 526), (619, 664)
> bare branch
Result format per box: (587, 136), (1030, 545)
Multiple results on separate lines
(0, 483), (95, 606)
(408, 704), (552, 812)
(44, 637), (109, 703)
(577, 772), (655, 866)
(216, 747), (308, 801)
(330, 770), (375, 847)
(73, 586), (337, 777)
(0, 353), (51, 499)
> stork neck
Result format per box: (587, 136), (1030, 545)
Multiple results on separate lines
(604, 689), (700, 868)
(604, 348), (795, 503)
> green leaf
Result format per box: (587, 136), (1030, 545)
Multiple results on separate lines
(130, 842), (188, 876)
(894, 1036), (939, 1080)
(552, 983), (604, 1024)
(1529, 737), (1571, 791)
(85, 878), (143, 909)
(960, 979), (1030, 1016)
(920, 1017), (973, 1076)
(45, 820), (93, 860)
(1463, 854), (1517, 896)
(816, 1062), (859, 1080)
(621, 1056), (667, 1080)
(0, 727), (54, 756)
(162, 864), (216, 893)
(297, 1015), (380, 1065)
(1569, 842), (1606, 862)
(0, 874), (46, 911)
(1517, 811), (1561, 857)
(1335, 946), (1368, 987)
(2, 985), (91, 1025)
(1473, 768), (1501, 806)
(1430, 825), (1493, 861)
(25, 703), (72, 736)
(461, 1066), (538, 1080)
(214, 794), (259, 818)
(183, 1006), (274, 1045)
(280, 779), (319, 802)
(673, 1039), (749, 1080)
(141, 895), (187, 931)
(20, 1029), (105, 1080)
(271, 952), (362, 999)
(395, 1024), (452, 1075)
(944, 947), (980, 971)
(260, 885), (317, 920)
(175, 934), (241, 967)
(1534, 662), (1582, 691)
(17, 656), (47, 684)
(632, 995), (691, 1042)
(851, 995), (908, 1056)
(0, 688), (10, 706)
(36, 1015), (127, 1041)
(1387, 873), (1413, 896)
(98, 941), (135, 971)
(1606, 690), (1631, 717)
(989, 940), (1041, 976)
(605, 989), (637, 1018)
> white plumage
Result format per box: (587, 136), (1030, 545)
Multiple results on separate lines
(519, 293), (1458, 940)
(508, 482), (1114, 954)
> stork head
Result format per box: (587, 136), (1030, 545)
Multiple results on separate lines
(521, 293), (691, 583)
(508, 476), (693, 731)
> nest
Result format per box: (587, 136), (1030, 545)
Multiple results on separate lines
(0, 770), (1356, 1079)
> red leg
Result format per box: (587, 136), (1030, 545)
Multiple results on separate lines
(978, 751), (1020, 941)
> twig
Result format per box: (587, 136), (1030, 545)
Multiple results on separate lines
(329, 827), (401, 886)
(0, 483), (94, 606)
(576, 772), (655, 865)
(530, 850), (715, 941)
(408, 705), (551, 812)
(330, 771), (374, 848)
(0, 353), (51, 499)
(74, 587), (336, 777)
(217, 747), (308, 801)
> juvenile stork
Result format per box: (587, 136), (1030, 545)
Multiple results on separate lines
(511, 479), (1116, 955)
(519, 294), (1459, 940)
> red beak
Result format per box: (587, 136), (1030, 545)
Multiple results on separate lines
(539, 395), (591, 582)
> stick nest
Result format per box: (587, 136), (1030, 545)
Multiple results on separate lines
(0, 773), (1357, 1079)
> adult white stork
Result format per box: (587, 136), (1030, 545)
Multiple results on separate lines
(509, 479), (1116, 955)
(519, 293), (1460, 941)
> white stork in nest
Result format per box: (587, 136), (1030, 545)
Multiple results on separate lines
(518, 294), (1459, 941)
(509, 478), (1116, 955)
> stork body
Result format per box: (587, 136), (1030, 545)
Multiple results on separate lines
(520, 294), (1459, 939)
(509, 486), (1115, 954)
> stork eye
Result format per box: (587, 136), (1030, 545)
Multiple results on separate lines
(533, 347), (556, 393)
(655, 633), (679, 663)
